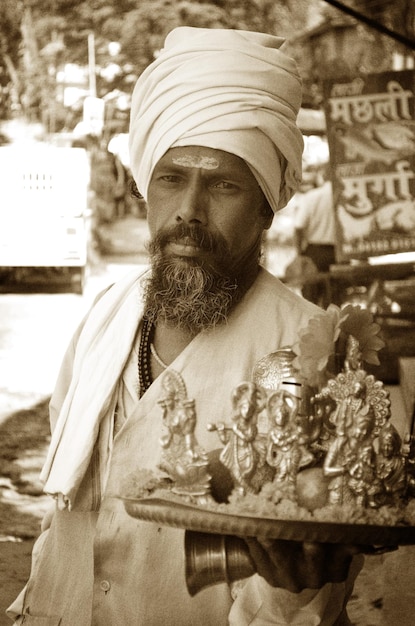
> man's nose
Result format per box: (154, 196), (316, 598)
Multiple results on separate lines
(176, 180), (208, 224)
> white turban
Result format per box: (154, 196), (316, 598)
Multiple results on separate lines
(129, 27), (304, 212)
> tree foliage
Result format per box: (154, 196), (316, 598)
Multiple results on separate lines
(0, 0), (24, 86)
(0, 0), (412, 120)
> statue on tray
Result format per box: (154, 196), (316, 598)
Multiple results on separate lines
(309, 393), (337, 454)
(376, 422), (407, 504)
(317, 334), (394, 507)
(208, 382), (272, 495)
(153, 307), (413, 513)
(266, 390), (301, 488)
(324, 403), (381, 506)
(158, 370), (211, 501)
(265, 390), (314, 495)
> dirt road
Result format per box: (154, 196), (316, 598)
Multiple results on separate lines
(0, 398), (50, 624)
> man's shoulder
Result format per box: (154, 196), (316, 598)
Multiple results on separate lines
(255, 268), (324, 319)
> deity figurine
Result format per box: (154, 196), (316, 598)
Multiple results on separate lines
(324, 404), (380, 506)
(158, 370), (211, 501)
(332, 380), (368, 437)
(346, 407), (382, 507)
(208, 381), (270, 495)
(344, 333), (363, 373)
(265, 390), (312, 493)
(376, 422), (407, 505)
(309, 392), (337, 453)
(320, 333), (392, 508)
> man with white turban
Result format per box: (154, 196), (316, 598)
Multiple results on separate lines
(8, 27), (362, 625)
(129, 26), (303, 214)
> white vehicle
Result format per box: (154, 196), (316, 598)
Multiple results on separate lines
(0, 144), (89, 293)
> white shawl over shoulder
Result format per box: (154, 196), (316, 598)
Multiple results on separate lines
(40, 268), (148, 507)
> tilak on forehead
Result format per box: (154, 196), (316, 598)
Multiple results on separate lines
(129, 26), (304, 213)
(171, 154), (219, 170)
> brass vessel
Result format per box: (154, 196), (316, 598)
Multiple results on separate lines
(185, 530), (255, 596)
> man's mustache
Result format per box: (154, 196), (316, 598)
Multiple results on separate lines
(152, 223), (225, 254)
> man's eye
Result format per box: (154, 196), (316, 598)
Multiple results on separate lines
(153, 174), (184, 186)
(212, 180), (238, 190)
(160, 175), (183, 183)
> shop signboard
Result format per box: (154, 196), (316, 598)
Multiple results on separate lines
(323, 70), (415, 262)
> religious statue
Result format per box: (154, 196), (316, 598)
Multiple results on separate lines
(150, 311), (413, 515)
(266, 391), (299, 476)
(320, 334), (392, 506)
(158, 370), (212, 501)
(309, 392), (337, 454)
(324, 403), (381, 506)
(346, 407), (382, 508)
(376, 422), (407, 505)
(208, 382), (271, 495)
(265, 390), (312, 494)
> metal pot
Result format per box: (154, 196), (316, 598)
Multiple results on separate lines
(185, 530), (255, 596)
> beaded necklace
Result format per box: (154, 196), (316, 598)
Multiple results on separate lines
(150, 343), (169, 370)
(138, 318), (155, 397)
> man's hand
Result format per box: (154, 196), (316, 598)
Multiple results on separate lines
(243, 538), (361, 593)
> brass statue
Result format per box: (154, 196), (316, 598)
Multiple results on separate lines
(154, 331), (412, 512)
(318, 335), (394, 507)
(324, 404), (380, 506)
(265, 390), (313, 494)
(208, 382), (271, 495)
(376, 422), (407, 505)
(158, 370), (212, 501)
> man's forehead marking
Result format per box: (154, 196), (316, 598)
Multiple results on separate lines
(171, 154), (219, 170)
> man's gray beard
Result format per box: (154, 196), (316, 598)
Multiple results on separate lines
(143, 253), (247, 334)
